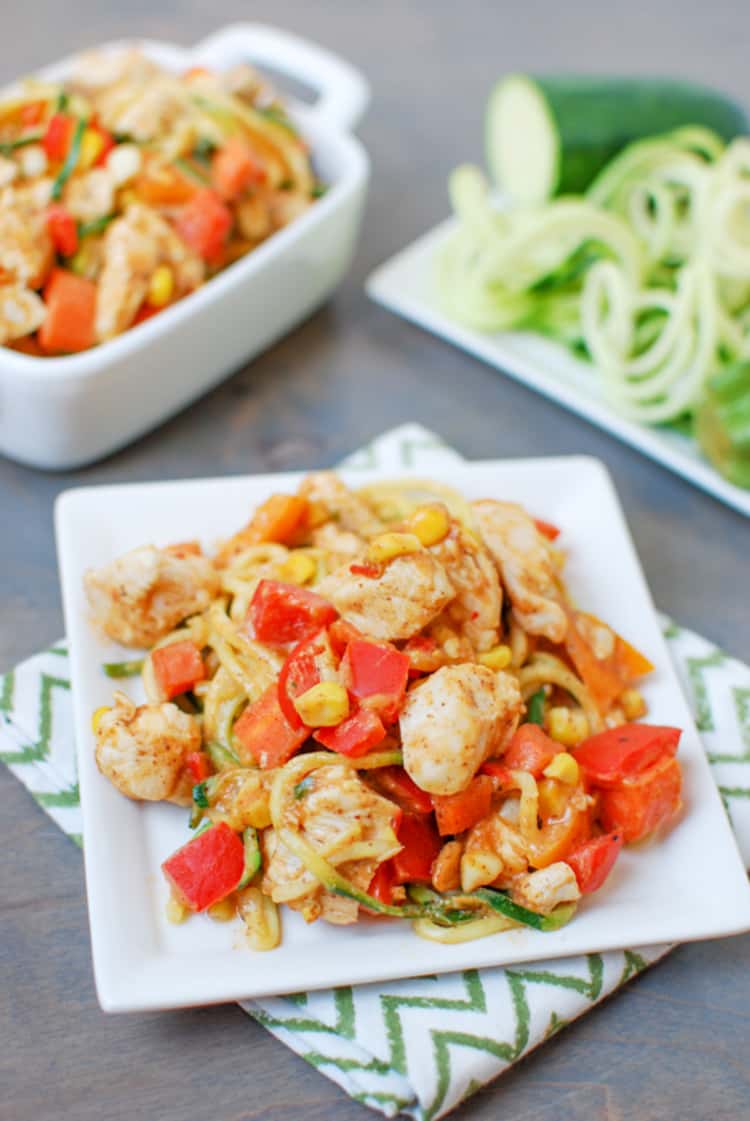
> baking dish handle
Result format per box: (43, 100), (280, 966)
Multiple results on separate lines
(194, 23), (370, 133)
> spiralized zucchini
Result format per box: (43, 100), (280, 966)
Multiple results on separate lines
(440, 128), (750, 429)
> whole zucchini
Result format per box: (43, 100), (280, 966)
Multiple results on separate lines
(487, 74), (749, 203)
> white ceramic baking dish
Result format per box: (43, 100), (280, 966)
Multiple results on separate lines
(0, 24), (370, 470)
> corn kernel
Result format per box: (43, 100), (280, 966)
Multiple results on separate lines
(165, 893), (190, 924)
(293, 681), (349, 727)
(408, 504), (450, 547)
(79, 127), (105, 170)
(147, 265), (174, 307)
(621, 688), (647, 721)
(207, 897), (236, 922)
(543, 751), (580, 785)
(366, 532), (421, 564)
(119, 187), (138, 208)
(537, 777), (569, 819)
(478, 644), (512, 671)
(91, 705), (109, 734)
(278, 551), (316, 585)
(547, 705), (589, 747)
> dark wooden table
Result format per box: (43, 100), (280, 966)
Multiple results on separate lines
(2, 3), (749, 1119)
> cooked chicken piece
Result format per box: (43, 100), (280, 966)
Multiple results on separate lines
(430, 523), (502, 651)
(298, 472), (384, 537)
(0, 156), (18, 188)
(432, 839), (463, 893)
(317, 551), (454, 642)
(461, 813), (528, 891)
(96, 203), (204, 340)
(263, 762), (399, 924)
(220, 62), (277, 105)
(95, 691), (200, 804)
(235, 193), (273, 241)
(311, 522), (365, 568)
(473, 500), (568, 644)
(400, 664), (522, 795)
(0, 187), (53, 287)
(268, 188), (311, 229)
(63, 168), (115, 224)
(509, 862), (581, 915)
(84, 544), (219, 648)
(96, 75), (188, 142)
(70, 47), (160, 95)
(0, 284), (46, 344)
(425, 615), (475, 665)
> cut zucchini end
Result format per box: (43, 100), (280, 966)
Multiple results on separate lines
(486, 74), (559, 204)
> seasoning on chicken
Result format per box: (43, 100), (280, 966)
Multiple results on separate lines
(317, 550), (454, 642)
(298, 472), (384, 537)
(84, 544), (219, 648)
(461, 812), (528, 891)
(509, 862), (581, 914)
(400, 663), (523, 795)
(263, 762), (399, 923)
(0, 284), (46, 345)
(310, 522), (366, 566)
(0, 188), (53, 288)
(94, 690), (200, 804)
(429, 521), (502, 651)
(473, 499), (568, 643)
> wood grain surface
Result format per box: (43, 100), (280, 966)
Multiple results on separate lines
(1, 3), (749, 1119)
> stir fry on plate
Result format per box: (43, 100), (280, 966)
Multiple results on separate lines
(86, 474), (683, 950)
(0, 48), (319, 354)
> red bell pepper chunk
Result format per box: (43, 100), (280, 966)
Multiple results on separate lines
(46, 204), (78, 257)
(503, 724), (558, 778)
(374, 766), (433, 815)
(278, 628), (338, 728)
(342, 639), (410, 723)
(391, 812), (442, 885)
(233, 684), (310, 769)
(572, 724), (682, 788)
(599, 754), (682, 843)
(185, 751), (212, 784)
(39, 268), (96, 354)
(151, 640), (206, 701)
(43, 112), (74, 161)
(162, 822), (245, 912)
(211, 135), (265, 200)
(367, 860), (396, 907)
(314, 706), (386, 757)
(174, 187), (232, 264)
(20, 100), (46, 127)
(566, 832), (623, 894)
(248, 579), (338, 645)
(533, 517), (561, 541)
(480, 759), (514, 786)
(432, 775), (495, 836)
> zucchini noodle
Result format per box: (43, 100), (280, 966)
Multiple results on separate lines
(440, 127), (750, 428)
(357, 478), (476, 529)
(518, 653), (603, 732)
(413, 913), (516, 943)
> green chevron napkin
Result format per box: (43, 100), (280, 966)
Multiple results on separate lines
(2, 424), (750, 1121)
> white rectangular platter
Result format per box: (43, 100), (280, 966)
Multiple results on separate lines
(367, 219), (750, 519)
(56, 457), (750, 1012)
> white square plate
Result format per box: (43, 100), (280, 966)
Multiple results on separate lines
(366, 220), (750, 519)
(56, 458), (750, 1012)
